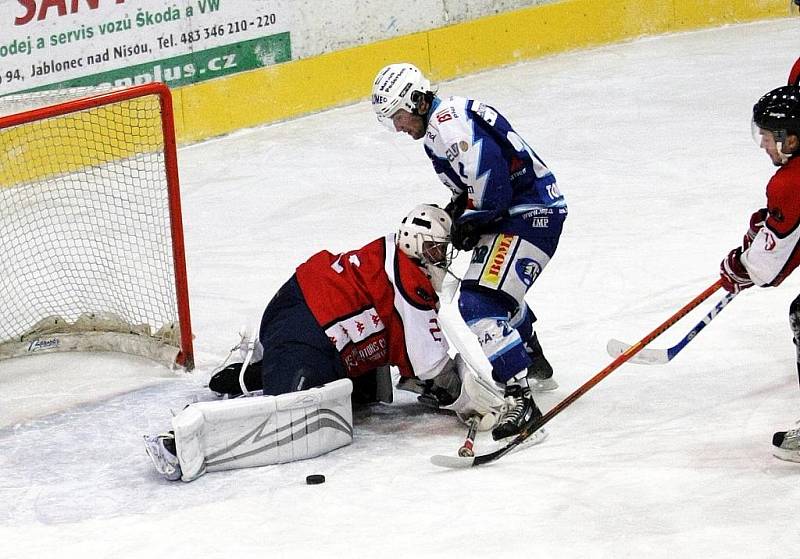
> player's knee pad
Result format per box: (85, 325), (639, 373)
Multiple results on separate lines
(458, 287), (513, 323)
(466, 317), (531, 384)
(458, 289), (531, 383)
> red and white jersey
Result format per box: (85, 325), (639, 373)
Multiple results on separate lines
(790, 57), (800, 86)
(742, 156), (800, 287)
(295, 235), (450, 380)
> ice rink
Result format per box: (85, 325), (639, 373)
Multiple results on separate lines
(1, 17), (799, 558)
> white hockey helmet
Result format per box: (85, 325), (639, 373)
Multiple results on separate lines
(372, 63), (432, 128)
(397, 204), (453, 270)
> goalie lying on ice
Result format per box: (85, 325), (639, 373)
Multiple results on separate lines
(144, 205), (507, 481)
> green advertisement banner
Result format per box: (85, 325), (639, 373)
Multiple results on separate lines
(0, 0), (293, 96)
(22, 32), (291, 93)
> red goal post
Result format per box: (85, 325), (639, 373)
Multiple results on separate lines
(0, 83), (194, 370)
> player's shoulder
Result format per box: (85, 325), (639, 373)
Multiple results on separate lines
(769, 157), (800, 194)
(355, 236), (389, 255)
(427, 96), (472, 144)
(765, 158), (800, 228)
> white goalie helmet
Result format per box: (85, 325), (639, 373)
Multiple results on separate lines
(372, 63), (432, 127)
(397, 205), (454, 291)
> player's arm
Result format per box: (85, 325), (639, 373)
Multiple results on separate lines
(449, 137), (513, 250)
(397, 354), (505, 431)
(742, 173), (800, 286)
(391, 253), (452, 380)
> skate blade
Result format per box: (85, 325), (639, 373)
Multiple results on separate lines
(773, 447), (800, 464)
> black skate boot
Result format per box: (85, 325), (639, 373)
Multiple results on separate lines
(209, 360), (263, 397)
(525, 332), (557, 391)
(491, 381), (543, 441)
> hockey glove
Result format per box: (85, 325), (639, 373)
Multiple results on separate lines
(396, 359), (462, 408)
(450, 219), (483, 251)
(444, 192), (468, 220)
(742, 208), (768, 250)
(720, 247), (754, 294)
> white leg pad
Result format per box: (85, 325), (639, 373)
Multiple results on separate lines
(171, 379), (353, 482)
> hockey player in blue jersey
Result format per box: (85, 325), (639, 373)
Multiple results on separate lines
(371, 63), (567, 440)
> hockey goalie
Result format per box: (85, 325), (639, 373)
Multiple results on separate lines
(144, 205), (507, 481)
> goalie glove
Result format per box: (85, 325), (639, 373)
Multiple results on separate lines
(441, 355), (506, 431)
(397, 358), (461, 408)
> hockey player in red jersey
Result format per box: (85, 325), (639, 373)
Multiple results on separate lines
(209, 204), (460, 402)
(718, 84), (800, 463)
(144, 205), (510, 481)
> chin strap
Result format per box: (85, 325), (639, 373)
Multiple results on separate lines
(776, 142), (792, 165)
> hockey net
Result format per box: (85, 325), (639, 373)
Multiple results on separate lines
(0, 83), (193, 369)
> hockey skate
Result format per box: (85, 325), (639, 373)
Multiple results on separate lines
(525, 332), (558, 392)
(209, 360), (263, 397)
(143, 433), (182, 481)
(492, 381), (544, 441)
(772, 425), (800, 463)
(208, 326), (265, 397)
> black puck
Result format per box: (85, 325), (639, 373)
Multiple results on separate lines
(306, 474), (325, 485)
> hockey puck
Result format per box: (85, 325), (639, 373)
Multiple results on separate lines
(306, 474), (326, 485)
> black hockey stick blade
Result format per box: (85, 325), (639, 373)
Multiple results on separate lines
(430, 427), (549, 469)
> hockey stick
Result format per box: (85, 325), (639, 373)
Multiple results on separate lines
(430, 279), (724, 468)
(606, 291), (737, 364)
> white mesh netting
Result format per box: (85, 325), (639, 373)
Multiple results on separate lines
(0, 88), (190, 367)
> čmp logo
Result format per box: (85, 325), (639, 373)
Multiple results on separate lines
(27, 338), (60, 352)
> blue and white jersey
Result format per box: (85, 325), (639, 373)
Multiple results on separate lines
(423, 95), (566, 249)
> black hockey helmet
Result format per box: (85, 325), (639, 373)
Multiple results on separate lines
(752, 85), (800, 138)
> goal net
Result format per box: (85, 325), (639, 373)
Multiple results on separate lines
(0, 83), (194, 370)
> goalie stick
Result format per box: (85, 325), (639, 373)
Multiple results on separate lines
(430, 279), (724, 469)
(606, 291), (736, 364)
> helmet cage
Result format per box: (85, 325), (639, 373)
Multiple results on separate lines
(397, 205), (453, 270)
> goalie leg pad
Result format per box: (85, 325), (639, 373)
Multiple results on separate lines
(171, 379), (354, 482)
